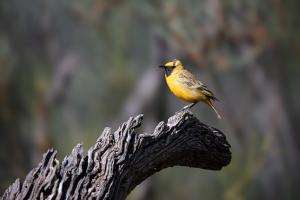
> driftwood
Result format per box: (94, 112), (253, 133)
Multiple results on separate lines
(1, 110), (231, 200)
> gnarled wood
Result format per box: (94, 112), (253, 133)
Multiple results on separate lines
(1, 110), (231, 200)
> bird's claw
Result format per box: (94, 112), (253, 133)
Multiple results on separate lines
(182, 105), (191, 110)
(176, 103), (196, 114)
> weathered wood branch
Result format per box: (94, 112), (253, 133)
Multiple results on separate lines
(1, 110), (231, 200)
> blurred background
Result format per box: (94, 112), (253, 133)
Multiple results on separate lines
(1, 0), (300, 199)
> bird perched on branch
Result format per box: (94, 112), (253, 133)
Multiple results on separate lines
(159, 59), (221, 119)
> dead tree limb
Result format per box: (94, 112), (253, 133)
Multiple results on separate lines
(1, 110), (231, 200)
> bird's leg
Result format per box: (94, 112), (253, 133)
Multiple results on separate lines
(182, 102), (197, 111)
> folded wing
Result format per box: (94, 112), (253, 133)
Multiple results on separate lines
(176, 70), (218, 101)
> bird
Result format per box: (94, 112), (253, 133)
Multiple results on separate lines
(159, 59), (222, 119)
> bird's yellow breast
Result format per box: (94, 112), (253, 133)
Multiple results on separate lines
(165, 72), (207, 103)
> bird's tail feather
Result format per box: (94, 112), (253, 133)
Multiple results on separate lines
(207, 100), (222, 119)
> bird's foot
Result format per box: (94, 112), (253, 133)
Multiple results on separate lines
(177, 103), (196, 113)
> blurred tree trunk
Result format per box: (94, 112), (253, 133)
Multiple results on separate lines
(0, 1), (37, 191)
(0, 0), (79, 192)
(0, 67), (33, 193)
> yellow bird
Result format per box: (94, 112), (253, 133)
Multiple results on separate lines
(159, 59), (221, 119)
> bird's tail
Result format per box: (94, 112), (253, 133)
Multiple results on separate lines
(207, 100), (222, 119)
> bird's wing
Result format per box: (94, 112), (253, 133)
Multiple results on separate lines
(176, 70), (218, 100)
(176, 70), (206, 88)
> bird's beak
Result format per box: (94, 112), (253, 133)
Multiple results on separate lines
(159, 65), (165, 68)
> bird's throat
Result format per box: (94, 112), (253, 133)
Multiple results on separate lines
(164, 67), (175, 77)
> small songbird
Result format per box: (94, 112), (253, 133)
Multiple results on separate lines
(159, 59), (221, 119)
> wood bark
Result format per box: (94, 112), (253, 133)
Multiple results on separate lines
(1, 110), (231, 200)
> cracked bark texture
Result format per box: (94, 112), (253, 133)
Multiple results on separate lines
(1, 110), (231, 200)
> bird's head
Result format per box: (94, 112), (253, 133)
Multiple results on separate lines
(159, 59), (184, 76)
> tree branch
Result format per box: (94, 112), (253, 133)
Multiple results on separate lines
(1, 110), (231, 200)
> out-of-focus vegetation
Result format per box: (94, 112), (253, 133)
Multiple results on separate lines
(1, 0), (300, 199)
